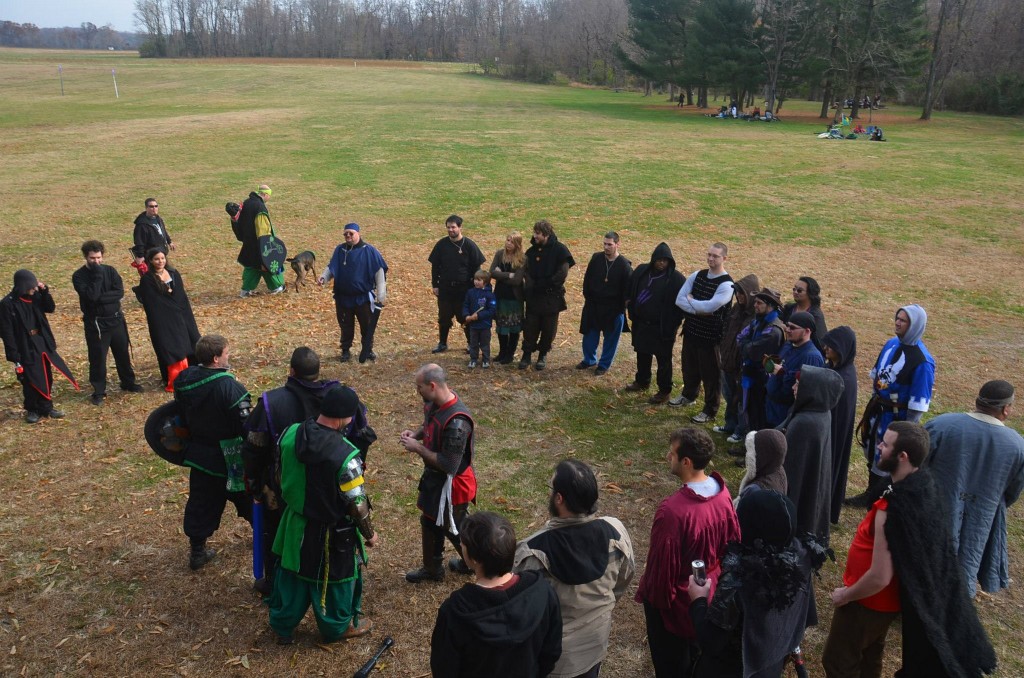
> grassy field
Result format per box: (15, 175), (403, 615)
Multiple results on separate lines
(0, 47), (1022, 676)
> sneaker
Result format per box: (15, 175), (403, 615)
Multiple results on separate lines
(431, 343), (449, 354)
(669, 394), (694, 407)
(534, 354), (547, 370)
(727, 433), (743, 444)
(575, 361), (595, 370)
(481, 360), (491, 368)
(90, 393), (106, 406)
(691, 412), (713, 424)
(121, 383), (144, 393)
(468, 360), (477, 368)
(340, 350), (352, 363)
(712, 425), (730, 434)
(358, 350), (377, 364)
(623, 382), (649, 392)
(24, 411), (41, 424)
(239, 289), (254, 298)
(269, 286), (285, 295)
(648, 392), (671, 405)
(595, 367), (608, 376)
(46, 409), (65, 419)
(518, 356), (531, 370)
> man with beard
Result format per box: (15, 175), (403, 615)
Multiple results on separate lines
(847, 305), (935, 508)
(72, 240), (143, 406)
(623, 243), (685, 405)
(577, 231), (632, 376)
(765, 311), (824, 427)
(0, 269), (78, 423)
(925, 380), (1024, 597)
(318, 223), (388, 363)
(520, 220), (576, 371)
(236, 184), (285, 297)
(514, 460), (635, 678)
(824, 422), (996, 678)
(268, 386), (379, 644)
(428, 215), (485, 354)
(635, 428), (741, 677)
(243, 347), (374, 595)
(173, 334), (252, 570)
(400, 363), (478, 582)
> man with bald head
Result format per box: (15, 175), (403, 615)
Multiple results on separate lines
(925, 380), (1024, 596)
(236, 184), (285, 297)
(400, 363), (478, 583)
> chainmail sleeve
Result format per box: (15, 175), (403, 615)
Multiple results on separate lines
(436, 416), (472, 476)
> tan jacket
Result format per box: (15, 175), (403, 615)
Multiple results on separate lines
(513, 515), (635, 677)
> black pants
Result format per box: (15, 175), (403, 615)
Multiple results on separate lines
(636, 350), (674, 394)
(643, 601), (694, 678)
(334, 300), (375, 353)
(183, 468), (252, 540)
(421, 503), (469, 556)
(437, 288), (470, 345)
(22, 363), (53, 415)
(522, 311), (559, 355)
(84, 314), (136, 395)
(681, 337), (722, 416)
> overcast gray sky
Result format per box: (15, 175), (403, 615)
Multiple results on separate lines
(2, 1), (139, 32)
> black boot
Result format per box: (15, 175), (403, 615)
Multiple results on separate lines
(496, 334), (509, 363)
(406, 527), (445, 583)
(189, 538), (216, 571)
(844, 472), (890, 509)
(506, 332), (520, 364)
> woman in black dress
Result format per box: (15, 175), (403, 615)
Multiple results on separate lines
(134, 247), (200, 390)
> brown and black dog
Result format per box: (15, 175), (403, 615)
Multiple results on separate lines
(286, 251), (317, 292)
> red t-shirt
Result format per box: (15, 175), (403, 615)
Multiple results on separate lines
(843, 497), (900, 612)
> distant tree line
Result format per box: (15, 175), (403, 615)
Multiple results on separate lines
(3, 0), (1020, 115)
(0, 21), (141, 50)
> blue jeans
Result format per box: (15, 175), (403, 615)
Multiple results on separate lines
(581, 314), (625, 369)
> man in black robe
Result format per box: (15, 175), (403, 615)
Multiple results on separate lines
(427, 214), (485, 354)
(0, 269), (78, 423)
(72, 240), (143, 406)
(519, 219), (575, 371)
(577, 231), (632, 376)
(623, 243), (685, 404)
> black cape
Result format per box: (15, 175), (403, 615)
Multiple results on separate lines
(0, 289), (77, 397)
(884, 469), (996, 678)
(580, 252), (632, 333)
(821, 326), (858, 522)
(133, 269), (200, 367)
(626, 242), (684, 355)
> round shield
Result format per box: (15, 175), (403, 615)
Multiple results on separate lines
(144, 400), (190, 466)
(258, 234), (287, 277)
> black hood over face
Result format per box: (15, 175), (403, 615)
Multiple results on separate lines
(821, 326), (857, 369)
(648, 242), (676, 272)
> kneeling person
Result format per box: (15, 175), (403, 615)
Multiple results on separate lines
(269, 386), (379, 644)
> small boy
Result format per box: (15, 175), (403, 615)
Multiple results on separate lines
(462, 269), (496, 368)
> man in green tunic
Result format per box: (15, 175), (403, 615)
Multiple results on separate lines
(269, 386), (379, 644)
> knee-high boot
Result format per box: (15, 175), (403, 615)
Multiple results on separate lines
(405, 523), (445, 583)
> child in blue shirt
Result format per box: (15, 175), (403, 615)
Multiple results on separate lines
(462, 269), (497, 368)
